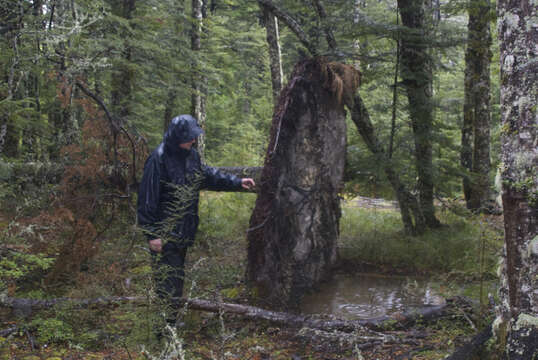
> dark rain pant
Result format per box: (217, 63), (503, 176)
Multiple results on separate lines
(151, 241), (189, 325)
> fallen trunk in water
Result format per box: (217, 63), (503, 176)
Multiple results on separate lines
(1, 295), (452, 333)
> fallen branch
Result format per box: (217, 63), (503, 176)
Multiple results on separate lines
(0, 325), (18, 337)
(1, 295), (449, 333)
(257, 0), (315, 55)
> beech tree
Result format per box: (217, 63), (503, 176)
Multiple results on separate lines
(397, 0), (440, 228)
(494, 0), (537, 358)
(462, 0), (493, 212)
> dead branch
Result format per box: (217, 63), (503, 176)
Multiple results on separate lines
(257, 0), (316, 55)
(311, 0), (338, 52)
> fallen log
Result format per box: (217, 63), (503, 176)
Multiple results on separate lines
(1, 295), (449, 333)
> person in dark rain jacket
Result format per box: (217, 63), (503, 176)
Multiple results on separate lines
(137, 114), (255, 328)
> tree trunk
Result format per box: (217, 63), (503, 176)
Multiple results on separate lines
(1, 32), (21, 158)
(389, 5), (400, 159)
(398, 0), (440, 228)
(461, 99), (473, 205)
(312, 0), (337, 52)
(260, 4), (283, 106)
(495, 1), (538, 358)
(463, 0), (492, 212)
(351, 95), (425, 235)
(191, 0), (207, 159)
(110, 0), (135, 126)
(163, 88), (177, 131)
(246, 58), (347, 309)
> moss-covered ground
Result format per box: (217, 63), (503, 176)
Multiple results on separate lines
(1, 193), (504, 359)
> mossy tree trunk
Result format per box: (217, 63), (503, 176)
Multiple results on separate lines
(398, 0), (440, 229)
(462, 0), (492, 212)
(246, 59), (346, 309)
(495, 0), (538, 358)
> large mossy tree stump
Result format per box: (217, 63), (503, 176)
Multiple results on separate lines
(247, 58), (357, 308)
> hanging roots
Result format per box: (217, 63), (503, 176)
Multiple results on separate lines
(321, 60), (362, 109)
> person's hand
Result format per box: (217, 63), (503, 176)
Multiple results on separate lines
(241, 178), (255, 190)
(149, 238), (163, 252)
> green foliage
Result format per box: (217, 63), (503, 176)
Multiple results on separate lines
(0, 0), (507, 358)
(0, 248), (54, 294)
(339, 202), (503, 276)
(29, 317), (74, 345)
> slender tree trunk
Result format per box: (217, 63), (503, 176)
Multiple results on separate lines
(463, 0), (492, 212)
(352, 0), (362, 69)
(191, 0), (206, 159)
(461, 95), (473, 204)
(351, 95), (425, 235)
(260, 4), (283, 106)
(397, 0), (440, 228)
(312, 0), (337, 52)
(2, 26), (22, 157)
(494, 1), (538, 358)
(163, 88), (177, 131)
(389, 5), (400, 159)
(110, 0), (135, 126)
(246, 59), (347, 308)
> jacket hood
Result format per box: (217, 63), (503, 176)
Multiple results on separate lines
(163, 115), (204, 154)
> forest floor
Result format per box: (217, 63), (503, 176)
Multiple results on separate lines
(1, 286), (492, 360)
(1, 194), (501, 359)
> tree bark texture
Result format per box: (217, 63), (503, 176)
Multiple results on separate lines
(246, 58), (347, 309)
(463, 0), (492, 212)
(389, 5), (400, 159)
(351, 95), (425, 235)
(461, 107), (473, 205)
(260, 4), (283, 106)
(495, 0), (538, 358)
(397, 0), (440, 228)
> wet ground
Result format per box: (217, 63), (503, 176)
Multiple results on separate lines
(301, 273), (445, 320)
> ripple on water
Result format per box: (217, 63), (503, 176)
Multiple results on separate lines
(301, 273), (445, 320)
